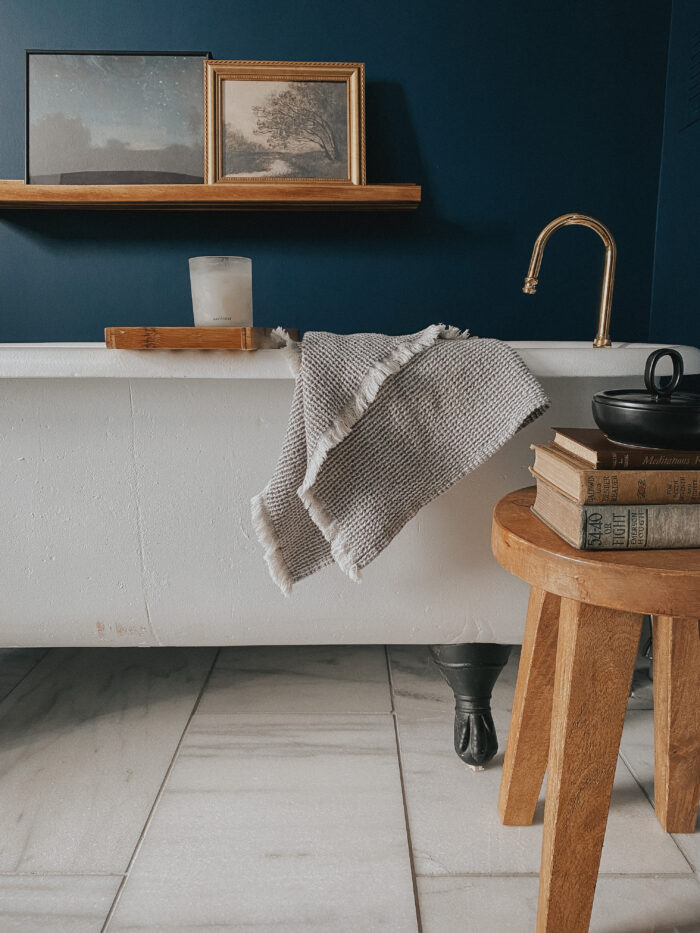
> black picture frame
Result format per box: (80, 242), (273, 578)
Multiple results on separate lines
(25, 50), (212, 185)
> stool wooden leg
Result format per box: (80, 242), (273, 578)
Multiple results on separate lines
(653, 615), (700, 833)
(499, 587), (560, 825)
(537, 599), (642, 933)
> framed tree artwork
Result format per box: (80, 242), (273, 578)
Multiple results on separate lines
(205, 61), (365, 184)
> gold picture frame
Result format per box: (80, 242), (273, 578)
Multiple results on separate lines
(205, 60), (365, 185)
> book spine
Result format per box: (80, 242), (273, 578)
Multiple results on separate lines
(596, 450), (700, 469)
(582, 471), (700, 505)
(580, 504), (700, 549)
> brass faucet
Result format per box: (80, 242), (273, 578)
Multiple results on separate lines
(522, 213), (617, 347)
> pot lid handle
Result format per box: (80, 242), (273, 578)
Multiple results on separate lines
(644, 348), (684, 400)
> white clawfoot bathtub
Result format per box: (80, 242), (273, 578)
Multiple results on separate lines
(2, 341), (698, 648)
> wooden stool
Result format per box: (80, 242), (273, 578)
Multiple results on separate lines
(491, 487), (700, 933)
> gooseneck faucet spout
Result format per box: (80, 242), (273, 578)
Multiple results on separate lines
(522, 213), (617, 348)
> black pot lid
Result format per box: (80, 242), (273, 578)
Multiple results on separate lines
(593, 347), (700, 412)
(594, 388), (700, 412)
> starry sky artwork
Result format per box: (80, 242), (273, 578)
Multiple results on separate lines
(27, 52), (209, 184)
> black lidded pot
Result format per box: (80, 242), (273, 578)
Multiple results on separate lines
(592, 348), (700, 450)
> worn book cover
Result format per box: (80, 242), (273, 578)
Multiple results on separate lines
(530, 443), (700, 504)
(551, 427), (700, 470)
(532, 477), (700, 549)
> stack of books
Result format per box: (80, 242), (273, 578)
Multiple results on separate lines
(530, 428), (700, 550)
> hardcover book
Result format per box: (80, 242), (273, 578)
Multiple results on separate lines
(551, 427), (700, 470)
(532, 477), (700, 550)
(530, 443), (700, 505)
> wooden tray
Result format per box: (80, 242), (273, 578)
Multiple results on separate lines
(104, 326), (297, 350)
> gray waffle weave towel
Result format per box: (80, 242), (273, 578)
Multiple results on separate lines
(252, 325), (549, 595)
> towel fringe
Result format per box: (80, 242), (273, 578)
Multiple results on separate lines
(297, 323), (465, 582)
(271, 326), (302, 376)
(250, 490), (293, 596)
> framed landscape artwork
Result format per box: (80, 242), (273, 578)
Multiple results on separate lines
(205, 61), (365, 184)
(26, 50), (211, 184)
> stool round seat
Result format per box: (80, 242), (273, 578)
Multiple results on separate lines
(492, 487), (700, 617)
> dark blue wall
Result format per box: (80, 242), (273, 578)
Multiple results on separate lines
(0, 0), (671, 342)
(651, 0), (700, 348)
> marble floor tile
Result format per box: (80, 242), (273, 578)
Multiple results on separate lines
(388, 645), (520, 719)
(108, 714), (418, 933)
(388, 645), (453, 718)
(2, 644), (691, 932)
(390, 643), (653, 719)
(417, 875), (700, 933)
(619, 709), (656, 800)
(626, 616), (654, 711)
(0, 874), (121, 933)
(0, 647), (215, 873)
(621, 710), (699, 872)
(628, 658), (654, 710)
(196, 645), (392, 715)
(0, 648), (48, 704)
(397, 713), (691, 876)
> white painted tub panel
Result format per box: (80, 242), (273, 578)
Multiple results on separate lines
(125, 375), (633, 646)
(2, 342), (699, 647)
(0, 379), (150, 645)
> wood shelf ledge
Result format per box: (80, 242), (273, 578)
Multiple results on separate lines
(0, 180), (420, 211)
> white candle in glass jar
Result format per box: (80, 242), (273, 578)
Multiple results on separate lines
(189, 256), (253, 327)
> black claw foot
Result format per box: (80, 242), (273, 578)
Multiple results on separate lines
(429, 643), (511, 769)
(454, 706), (498, 769)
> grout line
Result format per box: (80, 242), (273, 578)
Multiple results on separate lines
(617, 748), (655, 809)
(99, 647), (222, 933)
(414, 870), (700, 880)
(665, 830), (698, 875)
(385, 646), (424, 933)
(417, 872), (541, 879)
(0, 650), (51, 708)
(133, 709), (395, 717)
(0, 871), (124, 878)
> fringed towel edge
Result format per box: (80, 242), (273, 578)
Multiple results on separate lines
(297, 323), (465, 582)
(250, 489), (294, 597)
(270, 326), (301, 376)
(249, 326), (300, 596)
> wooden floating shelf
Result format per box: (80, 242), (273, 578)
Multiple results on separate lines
(0, 180), (420, 212)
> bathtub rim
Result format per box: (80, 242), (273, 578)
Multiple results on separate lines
(0, 340), (697, 379)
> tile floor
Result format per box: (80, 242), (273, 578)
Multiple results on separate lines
(0, 644), (697, 932)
